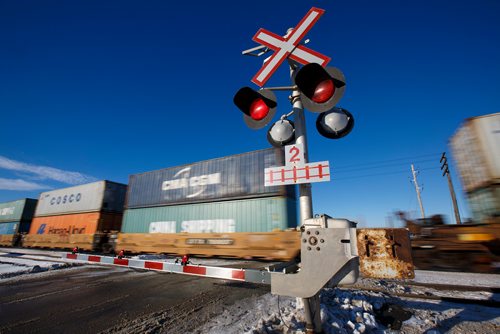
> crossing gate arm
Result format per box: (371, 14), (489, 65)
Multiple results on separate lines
(62, 253), (272, 284)
(61, 221), (358, 298)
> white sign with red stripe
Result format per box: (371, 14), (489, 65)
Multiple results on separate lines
(265, 144), (330, 186)
(63, 253), (270, 284)
(251, 7), (331, 87)
(265, 161), (330, 186)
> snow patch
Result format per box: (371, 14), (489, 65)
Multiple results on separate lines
(0, 256), (78, 279)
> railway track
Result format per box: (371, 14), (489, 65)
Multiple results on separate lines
(341, 285), (500, 308)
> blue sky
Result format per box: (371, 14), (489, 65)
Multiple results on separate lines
(1, 0), (499, 227)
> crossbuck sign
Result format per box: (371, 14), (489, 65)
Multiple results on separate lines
(251, 7), (331, 86)
(265, 144), (330, 186)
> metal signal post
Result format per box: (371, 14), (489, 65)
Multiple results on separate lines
(288, 62), (321, 332)
(235, 8), (355, 333)
(289, 65), (314, 227)
(233, 6), (409, 333)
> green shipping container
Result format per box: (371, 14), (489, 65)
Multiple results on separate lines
(0, 199), (37, 223)
(121, 196), (297, 234)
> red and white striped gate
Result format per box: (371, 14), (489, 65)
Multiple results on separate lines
(63, 253), (271, 284)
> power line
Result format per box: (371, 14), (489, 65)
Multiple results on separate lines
(331, 167), (439, 181)
(332, 158), (437, 173)
(332, 153), (441, 170)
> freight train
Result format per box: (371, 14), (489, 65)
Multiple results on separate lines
(396, 212), (500, 273)
(0, 148), (302, 261)
(2, 146), (499, 270)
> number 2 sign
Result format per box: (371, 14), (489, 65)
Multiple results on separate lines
(285, 144), (305, 166)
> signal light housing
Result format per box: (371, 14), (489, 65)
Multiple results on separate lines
(267, 119), (295, 147)
(295, 63), (346, 113)
(233, 87), (277, 129)
(316, 107), (354, 139)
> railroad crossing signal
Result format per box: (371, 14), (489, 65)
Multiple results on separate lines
(233, 87), (277, 129)
(251, 7), (330, 87)
(234, 7), (352, 143)
(267, 119), (295, 147)
(295, 63), (346, 113)
(316, 107), (354, 139)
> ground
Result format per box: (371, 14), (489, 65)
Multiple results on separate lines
(1, 248), (499, 333)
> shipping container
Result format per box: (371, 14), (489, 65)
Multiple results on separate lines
(0, 198), (37, 246)
(450, 113), (500, 193)
(0, 198), (37, 223)
(125, 148), (295, 209)
(0, 221), (31, 235)
(466, 185), (500, 223)
(35, 180), (127, 217)
(121, 196), (297, 233)
(0, 222), (18, 235)
(24, 212), (123, 250)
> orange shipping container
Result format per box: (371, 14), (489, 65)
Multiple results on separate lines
(24, 212), (122, 250)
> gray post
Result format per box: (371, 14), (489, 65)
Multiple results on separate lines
(292, 86), (314, 223)
(289, 63), (322, 334)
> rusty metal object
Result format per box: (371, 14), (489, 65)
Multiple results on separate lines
(357, 228), (414, 279)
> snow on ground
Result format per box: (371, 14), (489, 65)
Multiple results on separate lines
(194, 286), (500, 334)
(1, 250), (499, 333)
(0, 251), (78, 279)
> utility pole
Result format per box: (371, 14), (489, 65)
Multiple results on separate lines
(411, 164), (425, 219)
(440, 152), (462, 224)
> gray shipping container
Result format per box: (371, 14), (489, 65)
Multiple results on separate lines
(450, 113), (500, 193)
(0, 198), (37, 223)
(35, 180), (127, 217)
(126, 148), (296, 209)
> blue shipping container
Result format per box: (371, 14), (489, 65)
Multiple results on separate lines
(126, 148), (295, 208)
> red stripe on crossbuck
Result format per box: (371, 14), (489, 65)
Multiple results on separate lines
(88, 256), (101, 262)
(145, 261), (163, 270)
(184, 265), (206, 275)
(114, 258), (129, 266)
(66, 254), (77, 260)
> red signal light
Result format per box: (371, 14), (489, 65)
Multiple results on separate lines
(234, 87), (277, 129)
(312, 79), (335, 103)
(249, 98), (270, 120)
(295, 63), (345, 113)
